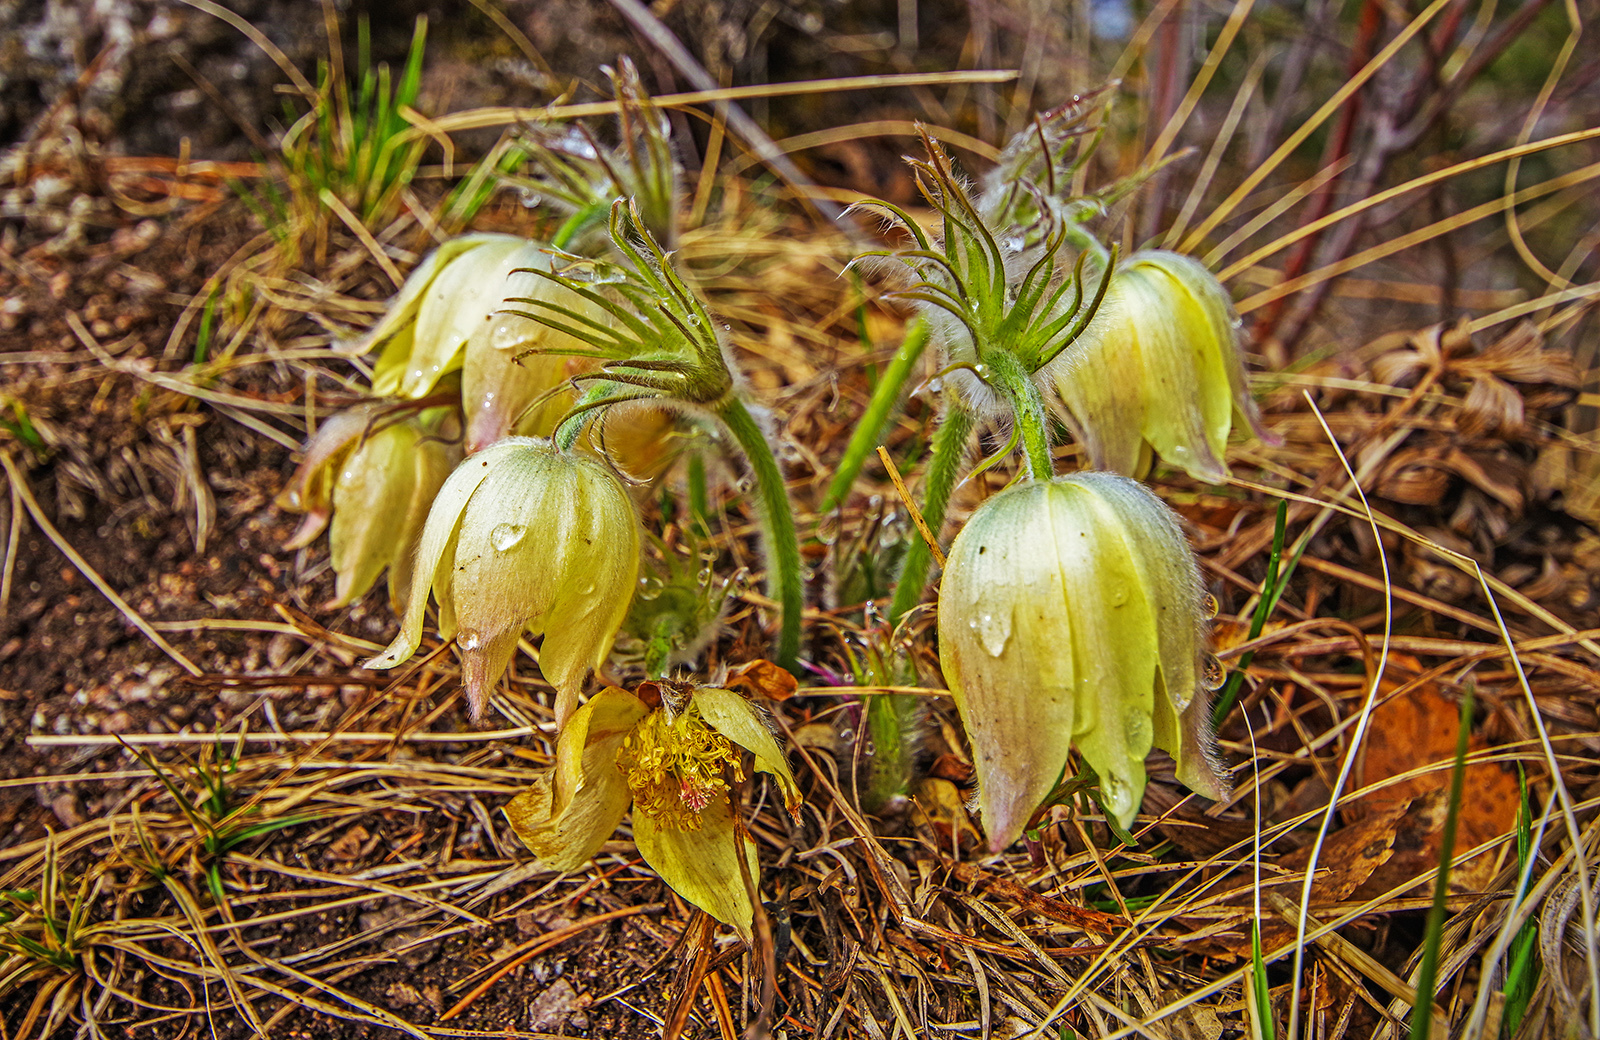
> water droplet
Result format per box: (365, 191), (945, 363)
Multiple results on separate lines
(1100, 772), (1129, 811)
(579, 582), (596, 596)
(1002, 236), (1025, 253)
(863, 599), (883, 628)
(1201, 593), (1220, 619)
(518, 188), (542, 209)
(490, 523), (526, 551)
(1202, 655), (1226, 690)
(975, 605), (1013, 657)
(1108, 583), (1130, 607)
(927, 377), (944, 394)
(696, 566), (713, 585)
(489, 318), (527, 351)
(638, 576), (663, 600)
(457, 628), (482, 651)
(817, 513), (841, 546)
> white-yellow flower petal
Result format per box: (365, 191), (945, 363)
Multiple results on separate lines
(338, 233), (513, 359)
(400, 236), (541, 399)
(505, 687), (647, 871)
(633, 795), (760, 942)
(692, 687), (801, 816)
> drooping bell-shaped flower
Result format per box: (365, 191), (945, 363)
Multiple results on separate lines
(275, 407), (461, 610)
(504, 681), (801, 941)
(363, 437), (640, 724)
(937, 472), (1228, 849)
(326, 418), (460, 609)
(341, 235), (601, 446)
(461, 252), (608, 453)
(1044, 250), (1272, 484)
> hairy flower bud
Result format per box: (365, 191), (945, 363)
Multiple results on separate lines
(363, 437), (640, 724)
(1046, 251), (1272, 483)
(937, 473), (1227, 849)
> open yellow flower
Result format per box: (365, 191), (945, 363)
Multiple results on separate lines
(362, 437), (639, 724)
(938, 473), (1228, 849)
(505, 682), (801, 941)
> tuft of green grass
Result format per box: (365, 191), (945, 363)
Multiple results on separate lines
(240, 15), (430, 265)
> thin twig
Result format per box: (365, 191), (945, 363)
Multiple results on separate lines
(0, 452), (202, 678)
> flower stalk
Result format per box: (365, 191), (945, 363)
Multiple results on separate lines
(505, 199), (804, 672)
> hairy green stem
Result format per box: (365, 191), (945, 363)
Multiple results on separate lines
(717, 396), (802, 669)
(887, 392), (974, 625)
(820, 320), (931, 514)
(861, 691), (918, 812)
(986, 351), (1055, 481)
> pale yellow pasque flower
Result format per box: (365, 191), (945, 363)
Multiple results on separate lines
(504, 682), (800, 941)
(1046, 250), (1273, 484)
(342, 234), (606, 450)
(276, 409), (461, 610)
(937, 472), (1227, 849)
(363, 437), (639, 724)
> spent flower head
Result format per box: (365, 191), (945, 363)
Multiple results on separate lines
(363, 437), (640, 724)
(505, 681), (801, 940)
(1045, 250), (1274, 483)
(937, 472), (1228, 849)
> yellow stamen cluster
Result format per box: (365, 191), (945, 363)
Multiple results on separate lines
(616, 707), (745, 830)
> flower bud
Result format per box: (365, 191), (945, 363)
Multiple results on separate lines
(363, 437), (640, 724)
(937, 472), (1227, 849)
(1045, 251), (1272, 483)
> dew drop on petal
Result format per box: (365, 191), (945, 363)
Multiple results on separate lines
(1201, 593), (1219, 619)
(489, 318), (525, 351)
(975, 605), (1013, 657)
(457, 628), (482, 651)
(1100, 772), (1129, 811)
(1202, 655), (1226, 690)
(490, 522), (527, 551)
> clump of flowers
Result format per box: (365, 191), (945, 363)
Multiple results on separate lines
(937, 472), (1228, 848)
(1046, 250), (1274, 484)
(363, 437), (640, 724)
(505, 680), (800, 939)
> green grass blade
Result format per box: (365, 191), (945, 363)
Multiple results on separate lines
(1409, 687), (1474, 1040)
